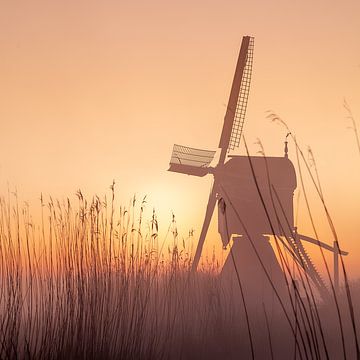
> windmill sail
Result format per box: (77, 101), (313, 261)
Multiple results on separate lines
(219, 36), (254, 157)
(228, 37), (254, 150)
(168, 144), (216, 177)
(170, 144), (216, 167)
(191, 182), (218, 272)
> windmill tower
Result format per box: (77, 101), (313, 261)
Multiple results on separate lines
(168, 36), (347, 301)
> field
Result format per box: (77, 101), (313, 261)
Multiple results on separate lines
(1, 132), (360, 359)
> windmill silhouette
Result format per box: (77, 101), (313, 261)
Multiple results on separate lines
(168, 36), (347, 300)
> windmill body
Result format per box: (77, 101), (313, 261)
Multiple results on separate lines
(216, 155), (298, 310)
(167, 36), (347, 303)
(217, 155), (296, 243)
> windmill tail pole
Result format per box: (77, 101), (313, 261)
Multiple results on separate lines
(191, 183), (218, 273)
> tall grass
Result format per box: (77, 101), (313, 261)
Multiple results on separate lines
(1, 129), (359, 359)
(0, 186), (233, 359)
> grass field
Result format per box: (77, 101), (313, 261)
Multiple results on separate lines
(0, 182), (359, 359)
(1, 124), (360, 359)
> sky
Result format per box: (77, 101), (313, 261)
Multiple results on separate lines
(1, 0), (360, 277)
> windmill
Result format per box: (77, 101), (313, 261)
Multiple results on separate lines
(167, 36), (347, 300)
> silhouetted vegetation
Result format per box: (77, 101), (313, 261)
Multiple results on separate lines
(0, 131), (359, 359)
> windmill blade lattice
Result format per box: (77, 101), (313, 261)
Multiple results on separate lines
(289, 234), (328, 297)
(170, 144), (216, 167)
(228, 37), (254, 151)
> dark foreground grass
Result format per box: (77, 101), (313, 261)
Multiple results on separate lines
(1, 121), (360, 359)
(0, 185), (359, 360)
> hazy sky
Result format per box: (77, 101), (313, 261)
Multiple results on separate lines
(1, 1), (360, 276)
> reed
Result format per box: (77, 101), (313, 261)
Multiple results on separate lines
(0, 136), (359, 359)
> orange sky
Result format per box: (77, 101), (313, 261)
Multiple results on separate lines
(1, 1), (360, 277)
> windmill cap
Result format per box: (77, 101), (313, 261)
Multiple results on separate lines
(221, 155), (297, 189)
